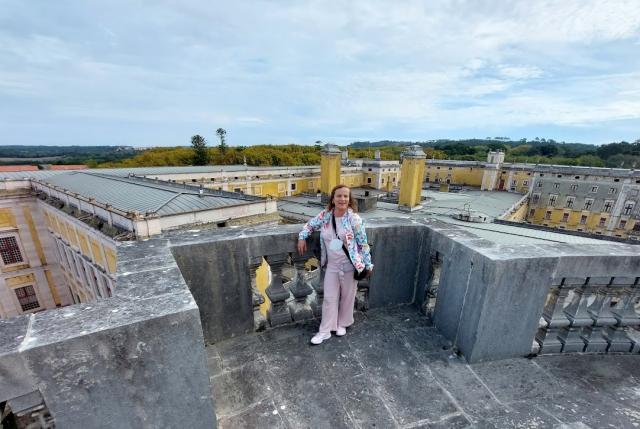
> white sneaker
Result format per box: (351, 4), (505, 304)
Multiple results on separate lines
(311, 332), (331, 345)
(336, 327), (347, 337)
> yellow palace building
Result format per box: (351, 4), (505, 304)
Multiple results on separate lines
(0, 153), (399, 319)
(424, 151), (640, 240)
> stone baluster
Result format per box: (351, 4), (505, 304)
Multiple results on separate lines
(583, 277), (617, 352)
(558, 277), (591, 352)
(288, 253), (314, 321)
(310, 246), (324, 317)
(606, 277), (639, 352)
(264, 253), (292, 326)
(536, 278), (571, 353)
(249, 256), (267, 331)
(423, 252), (442, 321)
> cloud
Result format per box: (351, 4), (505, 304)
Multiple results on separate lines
(0, 0), (638, 145)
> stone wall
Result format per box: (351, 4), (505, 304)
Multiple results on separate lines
(2, 215), (639, 426)
(0, 238), (216, 428)
(168, 218), (640, 363)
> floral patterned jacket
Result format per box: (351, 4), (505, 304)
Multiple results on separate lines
(298, 208), (373, 273)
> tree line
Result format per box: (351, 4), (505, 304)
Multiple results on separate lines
(96, 137), (638, 169)
(7, 137), (636, 169)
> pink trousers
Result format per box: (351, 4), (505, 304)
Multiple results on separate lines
(319, 260), (358, 333)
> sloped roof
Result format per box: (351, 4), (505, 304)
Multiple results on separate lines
(41, 172), (263, 216)
(0, 165), (39, 172)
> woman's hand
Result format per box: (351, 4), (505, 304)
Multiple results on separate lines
(297, 239), (307, 255)
(366, 267), (373, 278)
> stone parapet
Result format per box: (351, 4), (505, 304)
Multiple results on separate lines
(2, 215), (640, 426)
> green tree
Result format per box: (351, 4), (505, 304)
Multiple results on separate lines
(216, 128), (227, 155)
(191, 135), (209, 166)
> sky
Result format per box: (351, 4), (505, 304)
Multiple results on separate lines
(1, 0), (639, 147)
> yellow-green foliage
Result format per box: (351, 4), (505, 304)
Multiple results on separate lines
(98, 145), (446, 168)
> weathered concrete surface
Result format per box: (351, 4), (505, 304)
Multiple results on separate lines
(420, 217), (640, 363)
(0, 237), (216, 428)
(208, 305), (640, 429)
(0, 315), (36, 403)
(168, 217), (640, 363)
(169, 221), (431, 344)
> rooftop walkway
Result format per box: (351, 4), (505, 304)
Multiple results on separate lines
(207, 305), (640, 429)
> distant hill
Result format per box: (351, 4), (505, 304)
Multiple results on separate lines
(0, 145), (137, 166)
(349, 138), (639, 168)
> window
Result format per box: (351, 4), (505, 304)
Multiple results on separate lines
(562, 213), (569, 222)
(14, 285), (39, 312)
(290, 183), (296, 191)
(599, 217), (606, 227)
(531, 193), (540, 204)
(609, 188), (617, 194)
(553, 183), (560, 189)
(580, 215), (587, 224)
(537, 181), (543, 188)
(570, 184), (578, 191)
(634, 222), (640, 232)
(448, 167), (452, 170)
(590, 186), (598, 193)
(623, 201), (635, 216)
(511, 180), (517, 186)
(308, 181), (314, 188)
(583, 199), (593, 210)
(0, 236), (24, 265)
(545, 211), (552, 220)
(191, 179), (197, 183)
(392, 177), (396, 182)
(565, 197), (575, 209)
(529, 209), (535, 217)
(619, 220), (627, 229)
(523, 180), (529, 186)
(603, 200), (614, 213)
(367, 177), (372, 184)
(548, 194), (558, 207)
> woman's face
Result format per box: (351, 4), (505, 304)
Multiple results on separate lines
(332, 187), (350, 212)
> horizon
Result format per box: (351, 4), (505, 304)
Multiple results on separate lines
(1, 1), (639, 147)
(1, 137), (637, 149)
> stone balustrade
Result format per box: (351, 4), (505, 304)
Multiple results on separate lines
(2, 217), (639, 428)
(536, 276), (640, 354)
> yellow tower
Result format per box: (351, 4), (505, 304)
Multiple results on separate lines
(398, 145), (426, 211)
(320, 144), (342, 202)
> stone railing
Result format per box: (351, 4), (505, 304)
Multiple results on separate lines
(169, 219), (640, 362)
(536, 276), (640, 354)
(2, 217), (639, 427)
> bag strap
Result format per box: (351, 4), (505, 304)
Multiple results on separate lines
(332, 212), (359, 270)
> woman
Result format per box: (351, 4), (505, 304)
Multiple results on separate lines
(297, 184), (373, 345)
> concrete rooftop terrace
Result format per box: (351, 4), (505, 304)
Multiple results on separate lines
(278, 189), (607, 245)
(208, 305), (640, 429)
